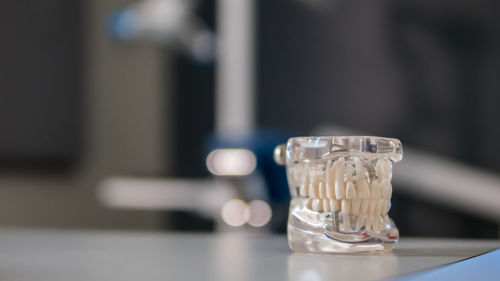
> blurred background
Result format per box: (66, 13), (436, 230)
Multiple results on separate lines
(0, 0), (499, 238)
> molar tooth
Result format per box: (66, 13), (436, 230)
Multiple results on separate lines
(351, 198), (361, 215)
(318, 182), (326, 199)
(382, 199), (391, 215)
(323, 199), (330, 212)
(312, 199), (323, 212)
(330, 199), (340, 212)
(356, 179), (370, 198)
(345, 181), (357, 199)
(381, 180), (392, 199)
(370, 180), (381, 198)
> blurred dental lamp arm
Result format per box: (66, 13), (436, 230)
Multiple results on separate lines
(315, 125), (500, 222)
(395, 148), (500, 222)
(97, 177), (236, 216)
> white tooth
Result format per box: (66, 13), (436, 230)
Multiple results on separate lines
(323, 199), (330, 212)
(345, 181), (357, 199)
(312, 199), (323, 212)
(382, 199), (391, 215)
(356, 179), (370, 198)
(299, 185), (308, 197)
(306, 198), (313, 209)
(368, 199), (377, 215)
(361, 199), (369, 215)
(375, 199), (384, 215)
(335, 180), (345, 199)
(370, 180), (381, 198)
(341, 199), (351, 214)
(318, 182), (326, 199)
(309, 182), (318, 198)
(351, 198), (361, 214)
(325, 161), (335, 199)
(326, 182), (333, 199)
(330, 199), (340, 212)
(380, 180), (392, 199)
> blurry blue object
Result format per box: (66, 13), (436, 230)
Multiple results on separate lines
(109, 9), (137, 40)
(205, 130), (291, 204)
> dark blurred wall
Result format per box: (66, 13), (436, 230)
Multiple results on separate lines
(0, 1), (82, 167)
(257, 0), (500, 237)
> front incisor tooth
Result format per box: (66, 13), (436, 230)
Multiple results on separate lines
(370, 180), (382, 198)
(351, 198), (361, 214)
(356, 179), (370, 198)
(323, 199), (330, 212)
(361, 199), (369, 215)
(368, 199), (377, 214)
(318, 182), (326, 199)
(345, 181), (357, 199)
(330, 199), (340, 212)
(312, 199), (323, 212)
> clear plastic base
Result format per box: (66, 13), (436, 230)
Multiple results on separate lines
(287, 198), (399, 254)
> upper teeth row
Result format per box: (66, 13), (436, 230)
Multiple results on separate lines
(296, 157), (392, 200)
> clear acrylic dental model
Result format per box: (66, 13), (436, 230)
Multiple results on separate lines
(274, 136), (403, 254)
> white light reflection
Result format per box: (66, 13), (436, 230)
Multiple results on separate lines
(206, 149), (257, 176)
(220, 199), (250, 227)
(247, 200), (272, 227)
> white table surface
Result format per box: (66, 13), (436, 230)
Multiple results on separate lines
(0, 229), (498, 281)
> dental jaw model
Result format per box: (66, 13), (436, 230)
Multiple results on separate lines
(274, 136), (403, 254)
